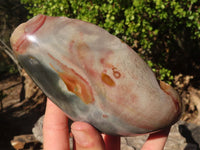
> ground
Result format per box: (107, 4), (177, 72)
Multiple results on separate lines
(0, 74), (46, 149)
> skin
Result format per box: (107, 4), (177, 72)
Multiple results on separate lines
(43, 98), (170, 150)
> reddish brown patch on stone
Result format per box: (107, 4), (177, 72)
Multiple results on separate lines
(160, 81), (181, 117)
(102, 114), (108, 118)
(172, 98), (181, 114)
(166, 92), (181, 118)
(112, 67), (121, 79)
(14, 35), (30, 54)
(11, 15), (46, 54)
(165, 92), (182, 121)
(101, 73), (115, 87)
(68, 40), (75, 53)
(76, 41), (90, 59)
(100, 58), (113, 69)
(48, 54), (94, 104)
(99, 51), (114, 68)
(74, 41), (99, 78)
(25, 15), (46, 35)
(100, 58), (105, 65)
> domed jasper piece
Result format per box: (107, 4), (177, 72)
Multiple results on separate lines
(10, 15), (182, 136)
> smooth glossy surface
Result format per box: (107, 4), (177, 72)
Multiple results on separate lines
(10, 15), (182, 136)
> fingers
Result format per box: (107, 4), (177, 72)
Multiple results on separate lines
(43, 98), (169, 150)
(71, 122), (105, 150)
(43, 99), (120, 150)
(43, 99), (70, 150)
(103, 134), (120, 150)
(141, 127), (171, 150)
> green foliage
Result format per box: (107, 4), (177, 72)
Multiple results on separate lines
(20, 0), (200, 83)
(0, 52), (18, 75)
(0, 61), (18, 75)
(147, 60), (173, 84)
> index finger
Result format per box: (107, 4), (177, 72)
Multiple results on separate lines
(43, 98), (70, 150)
(141, 127), (170, 150)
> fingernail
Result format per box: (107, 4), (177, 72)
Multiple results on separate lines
(71, 129), (93, 147)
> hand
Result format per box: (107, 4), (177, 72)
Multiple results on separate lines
(43, 99), (170, 150)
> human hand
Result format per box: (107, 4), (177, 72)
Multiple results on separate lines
(43, 98), (170, 150)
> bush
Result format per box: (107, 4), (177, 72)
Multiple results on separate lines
(20, 0), (200, 84)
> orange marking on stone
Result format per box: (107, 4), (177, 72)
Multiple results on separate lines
(101, 73), (115, 87)
(59, 72), (94, 104)
(48, 54), (94, 104)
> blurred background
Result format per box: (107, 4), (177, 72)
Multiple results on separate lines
(0, 0), (200, 149)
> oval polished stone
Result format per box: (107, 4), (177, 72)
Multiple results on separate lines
(10, 14), (182, 136)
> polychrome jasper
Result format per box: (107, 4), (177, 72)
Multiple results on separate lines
(10, 14), (182, 136)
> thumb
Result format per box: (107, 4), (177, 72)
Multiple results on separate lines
(71, 122), (105, 150)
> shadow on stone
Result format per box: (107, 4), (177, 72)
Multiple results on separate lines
(179, 124), (200, 150)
